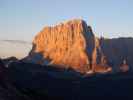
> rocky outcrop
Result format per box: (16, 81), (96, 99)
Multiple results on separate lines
(27, 19), (113, 74)
(27, 19), (133, 74)
(29, 19), (96, 73)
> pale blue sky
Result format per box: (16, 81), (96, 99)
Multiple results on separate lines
(0, 0), (133, 41)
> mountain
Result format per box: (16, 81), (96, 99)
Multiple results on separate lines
(25, 19), (111, 73)
(28, 19), (95, 73)
(25, 19), (133, 73)
(0, 19), (133, 99)
(0, 40), (32, 59)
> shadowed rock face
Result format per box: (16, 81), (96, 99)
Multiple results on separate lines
(100, 37), (133, 72)
(29, 19), (95, 73)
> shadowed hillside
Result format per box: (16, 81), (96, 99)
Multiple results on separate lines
(0, 58), (133, 99)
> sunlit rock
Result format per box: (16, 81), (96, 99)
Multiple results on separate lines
(29, 19), (95, 73)
(28, 19), (113, 74)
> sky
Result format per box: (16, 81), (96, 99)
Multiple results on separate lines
(0, 0), (133, 41)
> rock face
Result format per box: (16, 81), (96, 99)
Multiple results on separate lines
(27, 19), (113, 73)
(29, 19), (95, 73)
(28, 19), (133, 73)
(100, 37), (133, 72)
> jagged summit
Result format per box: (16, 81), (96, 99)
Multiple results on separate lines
(52, 19), (87, 27)
(58, 19), (86, 25)
(35, 19), (94, 40)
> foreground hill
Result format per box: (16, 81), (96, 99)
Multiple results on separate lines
(0, 58), (133, 99)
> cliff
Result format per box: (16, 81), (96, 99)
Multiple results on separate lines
(29, 19), (95, 73)
(27, 19), (112, 73)
(27, 19), (133, 74)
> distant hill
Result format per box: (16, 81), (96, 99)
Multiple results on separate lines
(0, 40), (32, 59)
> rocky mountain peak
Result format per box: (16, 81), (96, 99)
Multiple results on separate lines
(27, 19), (115, 74)
(29, 19), (95, 73)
